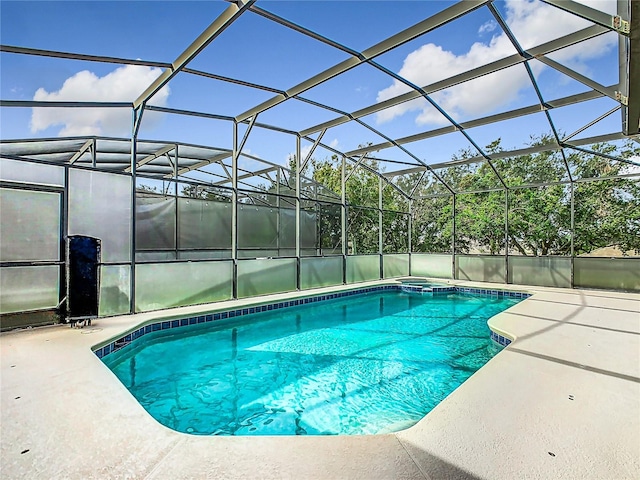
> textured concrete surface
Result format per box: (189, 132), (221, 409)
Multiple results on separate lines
(1, 280), (638, 479)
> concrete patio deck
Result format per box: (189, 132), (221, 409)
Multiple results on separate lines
(1, 280), (638, 479)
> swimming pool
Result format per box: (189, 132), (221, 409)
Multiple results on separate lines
(101, 287), (523, 436)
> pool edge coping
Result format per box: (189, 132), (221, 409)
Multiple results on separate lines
(93, 281), (531, 360)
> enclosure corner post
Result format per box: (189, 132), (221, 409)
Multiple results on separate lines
(129, 105), (144, 314)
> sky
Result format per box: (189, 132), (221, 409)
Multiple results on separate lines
(0, 0), (628, 171)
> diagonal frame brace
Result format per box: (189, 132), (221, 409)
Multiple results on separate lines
(299, 128), (326, 173)
(68, 139), (93, 165)
(133, 0), (255, 109)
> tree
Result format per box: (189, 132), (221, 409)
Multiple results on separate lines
(308, 152), (410, 254)
(414, 136), (640, 255)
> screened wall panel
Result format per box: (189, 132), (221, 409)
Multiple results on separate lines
(574, 179), (640, 256)
(238, 204), (278, 250)
(347, 207), (379, 254)
(383, 212), (408, 253)
(136, 251), (177, 262)
(278, 208), (296, 249)
(238, 250), (280, 259)
(178, 197), (231, 250)
(456, 255), (506, 283)
(0, 266), (59, 314)
(574, 258), (640, 292)
(69, 170), (131, 263)
(508, 256), (571, 288)
(410, 253), (453, 279)
(237, 258), (297, 298)
(178, 250), (232, 260)
(135, 260), (233, 312)
(411, 197), (453, 253)
(508, 186), (571, 256)
(346, 255), (380, 283)
(0, 188), (60, 262)
(383, 254), (409, 278)
(300, 256), (343, 289)
(136, 195), (176, 250)
(99, 265), (130, 316)
(456, 192), (506, 255)
(300, 210), (318, 254)
(318, 202), (342, 255)
(0, 158), (64, 187)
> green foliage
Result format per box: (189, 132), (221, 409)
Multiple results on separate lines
(273, 137), (640, 256)
(180, 184), (231, 202)
(411, 196), (453, 253)
(419, 137), (640, 255)
(308, 152), (409, 254)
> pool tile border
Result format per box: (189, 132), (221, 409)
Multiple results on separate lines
(94, 285), (529, 359)
(490, 330), (512, 347)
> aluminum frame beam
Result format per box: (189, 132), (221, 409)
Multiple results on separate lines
(125, 144), (175, 173)
(299, 25), (609, 137)
(344, 89), (610, 157)
(212, 165), (277, 186)
(0, 44), (285, 96)
(1, 100), (131, 108)
(133, 0), (255, 109)
(541, 0), (629, 34)
(624, 0), (640, 135)
(68, 139), (93, 165)
(172, 151), (232, 177)
(235, 0), (488, 122)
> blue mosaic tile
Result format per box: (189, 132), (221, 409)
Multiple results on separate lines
(98, 285), (529, 360)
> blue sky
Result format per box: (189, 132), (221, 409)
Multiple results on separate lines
(0, 0), (624, 170)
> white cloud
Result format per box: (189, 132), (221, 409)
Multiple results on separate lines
(329, 138), (339, 149)
(30, 64), (170, 136)
(300, 144), (313, 160)
(478, 20), (497, 35)
(375, 0), (616, 126)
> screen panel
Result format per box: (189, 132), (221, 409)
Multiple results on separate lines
(99, 265), (131, 316)
(508, 256), (571, 288)
(237, 258), (297, 298)
(135, 260), (233, 312)
(346, 255), (380, 283)
(383, 254), (409, 278)
(0, 188), (60, 262)
(300, 256), (343, 289)
(0, 266), (60, 314)
(69, 169), (132, 263)
(456, 255), (506, 283)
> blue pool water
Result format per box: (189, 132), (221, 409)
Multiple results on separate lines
(103, 291), (520, 436)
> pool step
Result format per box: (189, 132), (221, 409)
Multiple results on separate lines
(400, 285), (456, 294)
